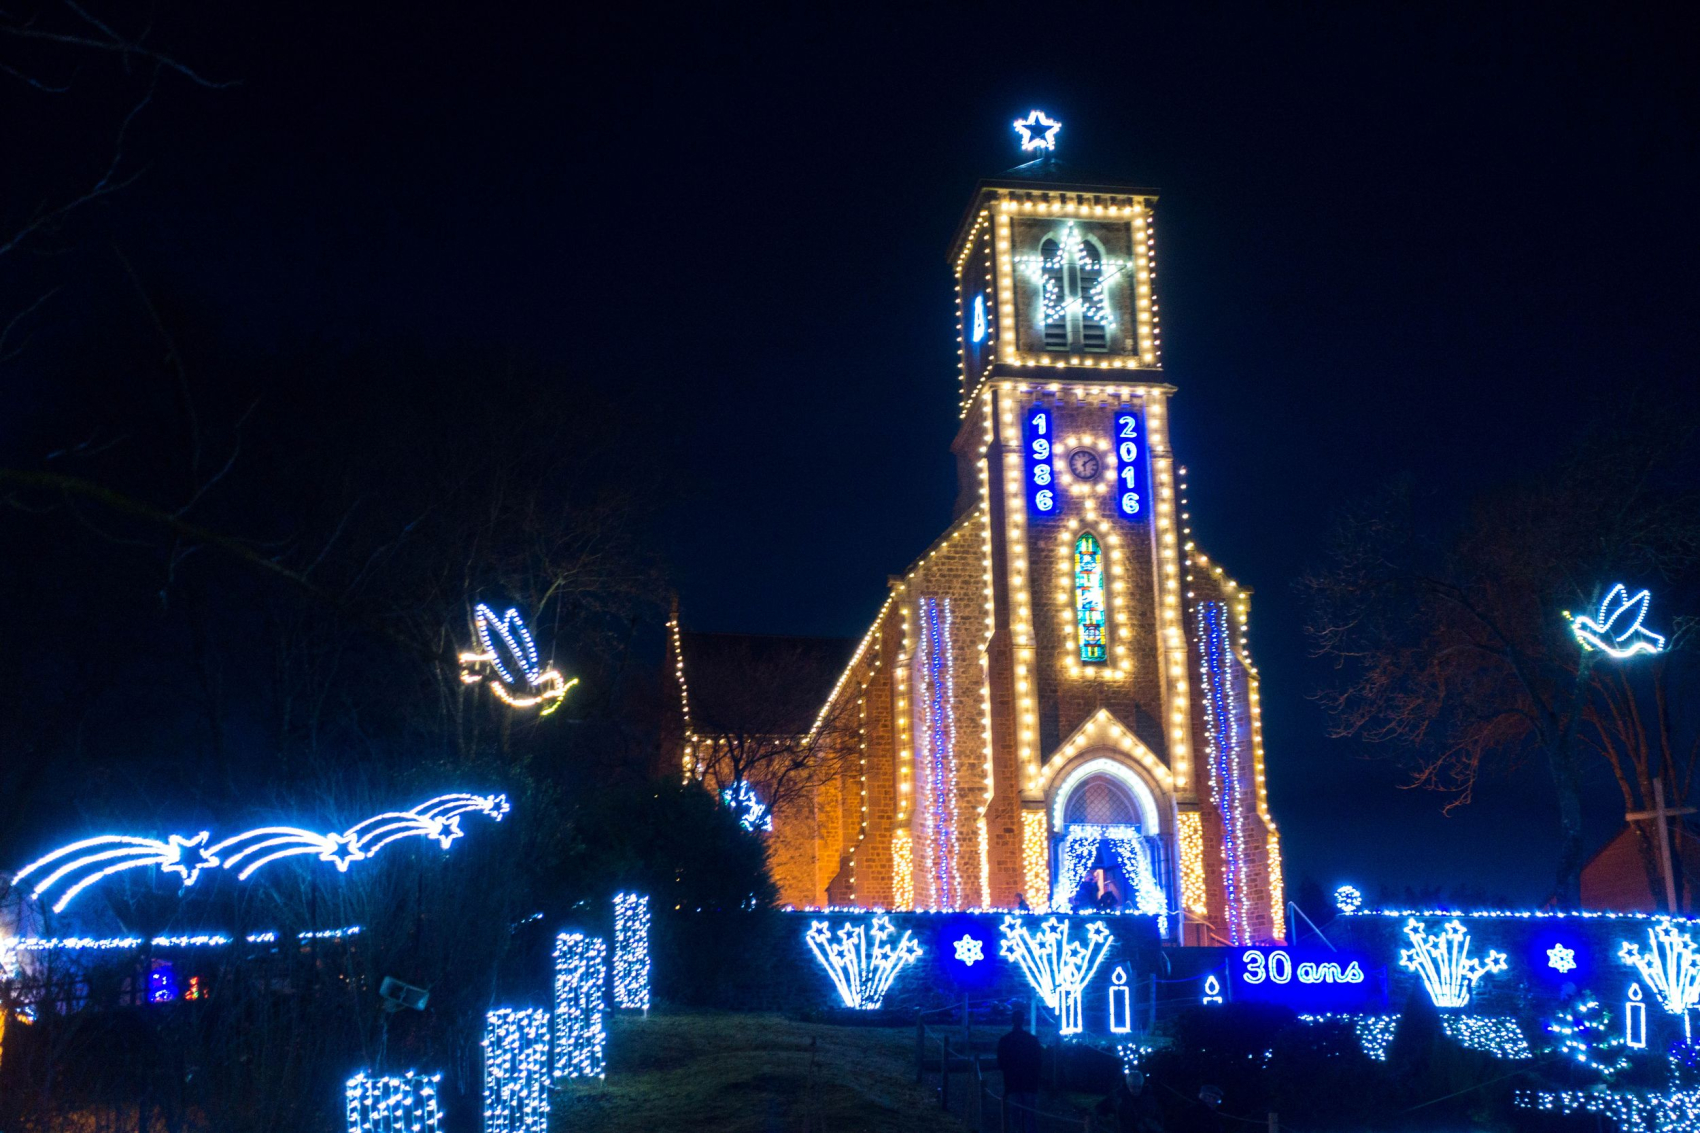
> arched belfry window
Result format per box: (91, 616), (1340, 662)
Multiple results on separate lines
(1074, 531), (1107, 663)
(1077, 240), (1108, 351)
(1040, 238), (1068, 350)
(1029, 224), (1112, 354)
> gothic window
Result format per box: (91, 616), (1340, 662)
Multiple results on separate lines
(1077, 240), (1108, 352)
(1074, 531), (1107, 663)
(1063, 774), (1140, 826)
(1039, 238), (1069, 350)
(1029, 224), (1113, 354)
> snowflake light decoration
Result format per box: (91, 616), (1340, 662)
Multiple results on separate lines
(1570, 584), (1667, 659)
(1398, 918), (1508, 1008)
(1333, 884), (1364, 915)
(1547, 943), (1578, 974)
(805, 916), (922, 1010)
(953, 934), (984, 966)
(460, 603), (577, 714)
(1012, 110), (1061, 152)
(999, 916), (1113, 1035)
(1620, 917), (1700, 1041)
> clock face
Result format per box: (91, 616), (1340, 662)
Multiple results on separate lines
(1068, 449), (1102, 480)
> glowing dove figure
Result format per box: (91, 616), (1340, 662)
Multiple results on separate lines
(459, 603), (577, 714)
(1571, 584), (1667, 659)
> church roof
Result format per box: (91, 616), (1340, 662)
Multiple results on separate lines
(677, 630), (859, 737)
(982, 156), (1159, 196)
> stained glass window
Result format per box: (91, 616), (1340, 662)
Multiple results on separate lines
(1074, 531), (1107, 663)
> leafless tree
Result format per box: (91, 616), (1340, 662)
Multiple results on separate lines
(1301, 420), (1700, 905)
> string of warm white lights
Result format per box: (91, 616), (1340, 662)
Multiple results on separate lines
(612, 892), (650, 1011)
(459, 603), (577, 714)
(552, 931), (606, 1079)
(13, 794), (507, 912)
(345, 1071), (442, 1133)
(483, 1008), (550, 1133)
(805, 915), (922, 1010)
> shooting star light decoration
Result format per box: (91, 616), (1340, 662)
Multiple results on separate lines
(460, 603), (577, 714)
(806, 916), (923, 1010)
(1570, 584), (1667, 659)
(13, 793), (508, 913)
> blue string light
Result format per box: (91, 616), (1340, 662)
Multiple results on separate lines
(483, 1008), (550, 1133)
(345, 1071), (442, 1133)
(1197, 601), (1250, 944)
(552, 932), (607, 1080)
(14, 794), (507, 912)
(613, 893), (650, 1011)
(916, 597), (960, 909)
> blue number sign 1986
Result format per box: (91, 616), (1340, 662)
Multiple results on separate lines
(1025, 407), (1055, 516)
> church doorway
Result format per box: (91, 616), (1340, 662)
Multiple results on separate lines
(1049, 756), (1168, 919)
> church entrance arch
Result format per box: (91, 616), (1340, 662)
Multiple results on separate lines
(1047, 754), (1168, 919)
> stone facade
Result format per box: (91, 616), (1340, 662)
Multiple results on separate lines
(670, 162), (1285, 945)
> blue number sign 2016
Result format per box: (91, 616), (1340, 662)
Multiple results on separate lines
(1232, 947), (1381, 1010)
(1025, 407), (1055, 516)
(1112, 411), (1145, 519)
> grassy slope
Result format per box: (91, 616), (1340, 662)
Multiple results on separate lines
(550, 1011), (970, 1133)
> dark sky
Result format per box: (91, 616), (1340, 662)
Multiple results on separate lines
(10, 3), (1700, 904)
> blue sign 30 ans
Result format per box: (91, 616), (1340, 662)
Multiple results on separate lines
(1230, 947), (1383, 1010)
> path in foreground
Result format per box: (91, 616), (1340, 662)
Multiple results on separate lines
(551, 1011), (969, 1133)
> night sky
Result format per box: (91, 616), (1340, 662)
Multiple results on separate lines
(8, 4), (1699, 904)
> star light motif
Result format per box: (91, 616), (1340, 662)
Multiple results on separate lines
(1012, 110), (1061, 152)
(160, 832), (219, 886)
(428, 814), (463, 849)
(1547, 943), (1578, 974)
(318, 832), (366, 871)
(953, 934), (985, 966)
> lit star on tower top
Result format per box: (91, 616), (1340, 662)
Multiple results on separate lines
(1013, 110), (1061, 152)
(954, 934), (985, 966)
(1547, 943), (1578, 974)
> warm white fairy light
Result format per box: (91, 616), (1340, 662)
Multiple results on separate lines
(483, 1008), (550, 1133)
(806, 915), (922, 1010)
(13, 794), (506, 911)
(613, 892), (650, 1011)
(552, 932), (607, 1079)
(459, 603), (577, 714)
(1398, 919), (1507, 1008)
(345, 1071), (441, 1133)
(999, 916), (1113, 1035)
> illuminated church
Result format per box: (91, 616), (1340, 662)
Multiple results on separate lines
(669, 123), (1285, 946)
